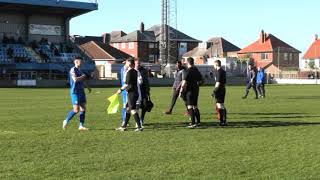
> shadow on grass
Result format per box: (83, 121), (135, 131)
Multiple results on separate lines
(144, 120), (320, 130)
(287, 96), (320, 100)
(233, 113), (305, 116)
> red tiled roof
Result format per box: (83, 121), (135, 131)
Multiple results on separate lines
(303, 39), (320, 59)
(239, 33), (300, 54)
(80, 41), (131, 60)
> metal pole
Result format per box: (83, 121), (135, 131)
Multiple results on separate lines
(316, 46), (318, 84)
(277, 47), (280, 78)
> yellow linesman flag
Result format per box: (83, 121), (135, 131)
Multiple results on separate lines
(107, 94), (120, 114)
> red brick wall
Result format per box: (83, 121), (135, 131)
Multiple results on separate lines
(111, 42), (138, 58)
(239, 52), (300, 69)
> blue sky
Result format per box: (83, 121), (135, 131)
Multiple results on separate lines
(70, 0), (320, 53)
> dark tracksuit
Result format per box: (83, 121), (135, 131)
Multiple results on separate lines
(243, 67), (258, 99)
(137, 66), (150, 123)
(168, 67), (186, 112)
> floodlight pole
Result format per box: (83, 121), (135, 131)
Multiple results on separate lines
(277, 47), (280, 78)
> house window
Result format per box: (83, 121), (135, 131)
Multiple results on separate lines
(149, 55), (155, 63)
(284, 53), (288, 61)
(289, 53), (293, 64)
(149, 43), (155, 49)
(113, 43), (119, 49)
(121, 43), (126, 49)
(308, 59), (315, 69)
(129, 42), (134, 49)
(261, 53), (269, 60)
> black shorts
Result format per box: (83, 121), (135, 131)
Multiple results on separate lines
(215, 87), (226, 103)
(186, 88), (199, 106)
(127, 92), (138, 110)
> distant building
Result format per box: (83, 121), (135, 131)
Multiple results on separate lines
(148, 24), (201, 63)
(302, 35), (320, 70)
(182, 37), (240, 65)
(110, 23), (200, 63)
(71, 35), (108, 45)
(80, 41), (131, 79)
(238, 30), (301, 73)
(207, 37), (241, 58)
(110, 23), (158, 63)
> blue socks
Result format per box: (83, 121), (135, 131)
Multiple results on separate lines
(66, 111), (77, 123)
(79, 111), (86, 127)
(66, 110), (86, 127)
(121, 108), (127, 123)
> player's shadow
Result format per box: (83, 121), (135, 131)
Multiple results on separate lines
(233, 112), (305, 116)
(229, 112), (320, 120)
(199, 121), (320, 129)
(286, 96), (320, 100)
(145, 120), (320, 130)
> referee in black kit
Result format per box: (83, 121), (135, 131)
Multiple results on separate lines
(180, 57), (203, 128)
(116, 58), (143, 132)
(213, 60), (227, 127)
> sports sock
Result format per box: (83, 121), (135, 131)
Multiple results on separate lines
(121, 108), (127, 123)
(123, 112), (131, 127)
(141, 109), (146, 124)
(66, 110), (77, 123)
(218, 109), (224, 124)
(133, 113), (141, 129)
(194, 108), (200, 124)
(188, 109), (195, 125)
(216, 105), (220, 121)
(79, 111), (86, 127)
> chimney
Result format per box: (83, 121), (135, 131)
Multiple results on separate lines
(102, 33), (110, 44)
(260, 30), (265, 44)
(315, 34), (318, 41)
(140, 22), (145, 32)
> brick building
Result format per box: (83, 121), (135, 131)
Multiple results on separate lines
(302, 35), (320, 70)
(238, 30), (301, 71)
(110, 23), (200, 63)
(183, 37), (240, 64)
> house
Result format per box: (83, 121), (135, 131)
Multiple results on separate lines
(110, 23), (158, 63)
(147, 24), (201, 63)
(182, 37), (241, 64)
(238, 30), (301, 73)
(207, 37), (241, 58)
(302, 34), (320, 70)
(110, 23), (201, 64)
(80, 41), (131, 79)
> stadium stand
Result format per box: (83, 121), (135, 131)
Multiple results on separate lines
(0, 0), (98, 80)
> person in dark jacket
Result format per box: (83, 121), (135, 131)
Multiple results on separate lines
(257, 67), (266, 98)
(135, 58), (150, 125)
(165, 60), (187, 115)
(242, 63), (258, 99)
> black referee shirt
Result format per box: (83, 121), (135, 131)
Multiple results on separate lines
(125, 68), (138, 93)
(215, 68), (226, 86)
(185, 66), (202, 91)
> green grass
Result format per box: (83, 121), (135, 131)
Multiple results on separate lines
(1, 85), (320, 179)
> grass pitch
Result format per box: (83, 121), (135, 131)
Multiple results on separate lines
(1, 85), (320, 179)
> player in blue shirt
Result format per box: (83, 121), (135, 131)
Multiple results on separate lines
(63, 57), (91, 131)
(120, 64), (128, 126)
